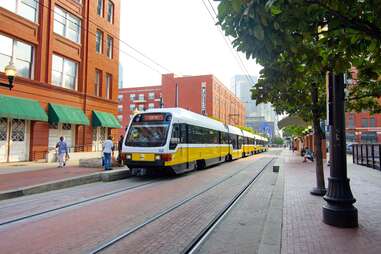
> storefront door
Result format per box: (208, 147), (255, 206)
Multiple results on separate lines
(0, 118), (30, 162)
(92, 127), (107, 152)
(49, 123), (75, 152)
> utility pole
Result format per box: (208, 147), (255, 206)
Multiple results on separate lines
(322, 73), (358, 228)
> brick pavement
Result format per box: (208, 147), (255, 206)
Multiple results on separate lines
(282, 149), (381, 254)
(0, 167), (102, 192)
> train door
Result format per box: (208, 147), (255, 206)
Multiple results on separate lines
(180, 124), (189, 168)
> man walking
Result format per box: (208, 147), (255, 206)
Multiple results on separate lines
(103, 135), (114, 170)
(56, 136), (68, 168)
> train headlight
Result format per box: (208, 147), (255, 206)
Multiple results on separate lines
(126, 154), (132, 160)
(155, 154), (161, 160)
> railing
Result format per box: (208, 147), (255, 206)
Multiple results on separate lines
(352, 144), (381, 170)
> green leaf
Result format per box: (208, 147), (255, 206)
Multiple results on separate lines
(254, 25), (265, 40)
(270, 6), (282, 15)
(232, 0), (241, 12)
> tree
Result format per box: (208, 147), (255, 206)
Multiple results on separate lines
(272, 136), (284, 145)
(217, 0), (381, 113)
(283, 125), (305, 138)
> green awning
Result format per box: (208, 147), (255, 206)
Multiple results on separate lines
(0, 95), (48, 121)
(92, 111), (121, 128)
(48, 103), (89, 125)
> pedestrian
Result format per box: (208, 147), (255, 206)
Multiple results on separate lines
(56, 136), (69, 168)
(117, 135), (124, 166)
(303, 147), (314, 162)
(103, 135), (115, 170)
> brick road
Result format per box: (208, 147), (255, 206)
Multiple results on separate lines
(0, 154), (267, 253)
(282, 150), (381, 254)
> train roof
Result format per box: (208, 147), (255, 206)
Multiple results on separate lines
(143, 108), (228, 132)
(227, 125), (243, 136)
(242, 130), (255, 139)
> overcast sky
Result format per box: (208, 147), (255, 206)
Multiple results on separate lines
(119, 0), (263, 88)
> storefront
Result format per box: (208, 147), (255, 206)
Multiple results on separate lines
(0, 95), (48, 162)
(47, 103), (89, 154)
(92, 110), (121, 151)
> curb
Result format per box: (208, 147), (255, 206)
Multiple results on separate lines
(0, 168), (131, 201)
(258, 158), (285, 254)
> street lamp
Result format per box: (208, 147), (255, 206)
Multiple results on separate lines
(323, 72), (358, 228)
(0, 62), (17, 90)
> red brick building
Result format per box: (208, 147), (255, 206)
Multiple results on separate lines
(0, 0), (121, 162)
(346, 110), (381, 143)
(119, 73), (245, 131)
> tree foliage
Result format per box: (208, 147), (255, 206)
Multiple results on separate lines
(217, 0), (381, 113)
(283, 125), (305, 138)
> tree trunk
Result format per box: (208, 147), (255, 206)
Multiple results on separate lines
(310, 83), (327, 196)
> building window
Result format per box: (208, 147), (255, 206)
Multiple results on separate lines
(348, 114), (354, 128)
(130, 104), (136, 111)
(130, 94), (136, 101)
(105, 74), (112, 99)
(370, 117), (376, 127)
(118, 105), (123, 113)
(139, 94), (144, 101)
(0, 0), (39, 23)
(107, 1), (114, 23)
(96, 30), (103, 54)
(106, 36), (113, 59)
(361, 132), (377, 144)
(52, 54), (78, 90)
(54, 6), (81, 43)
(0, 34), (33, 79)
(118, 94), (123, 103)
(95, 69), (101, 96)
(148, 103), (154, 109)
(361, 118), (368, 127)
(138, 104), (144, 111)
(117, 115), (122, 122)
(148, 92), (155, 100)
(97, 0), (103, 16)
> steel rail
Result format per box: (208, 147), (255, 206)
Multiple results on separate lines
(184, 158), (275, 254)
(0, 181), (157, 227)
(90, 157), (274, 254)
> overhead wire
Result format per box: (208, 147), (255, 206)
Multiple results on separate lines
(202, 0), (257, 86)
(27, 0), (172, 75)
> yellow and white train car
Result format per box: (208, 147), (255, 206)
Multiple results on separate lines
(242, 130), (256, 156)
(122, 108), (266, 174)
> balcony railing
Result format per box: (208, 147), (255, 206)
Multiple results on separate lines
(352, 144), (381, 170)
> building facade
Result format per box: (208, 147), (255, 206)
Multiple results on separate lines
(346, 111), (381, 143)
(0, 0), (121, 162)
(230, 75), (279, 137)
(118, 73), (245, 132)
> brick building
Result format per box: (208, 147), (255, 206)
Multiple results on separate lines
(119, 73), (245, 131)
(0, 0), (121, 163)
(346, 110), (381, 143)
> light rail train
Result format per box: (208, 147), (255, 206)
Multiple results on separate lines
(122, 108), (268, 174)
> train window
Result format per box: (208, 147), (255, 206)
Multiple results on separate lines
(238, 136), (243, 149)
(170, 124), (180, 150)
(180, 124), (187, 143)
(230, 134), (238, 149)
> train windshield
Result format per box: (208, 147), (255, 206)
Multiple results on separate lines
(125, 113), (171, 147)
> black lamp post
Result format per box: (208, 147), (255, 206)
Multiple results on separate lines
(0, 62), (17, 90)
(322, 72), (358, 227)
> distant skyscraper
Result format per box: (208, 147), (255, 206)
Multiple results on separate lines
(118, 64), (124, 89)
(230, 75), (279, 137)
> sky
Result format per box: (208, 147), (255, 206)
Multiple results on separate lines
(119, 0), (263, 88)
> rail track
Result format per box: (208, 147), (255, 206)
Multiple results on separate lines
(90, 157), (275, 254)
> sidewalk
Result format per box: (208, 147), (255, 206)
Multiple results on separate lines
(0, 161), (130, 200)
(281, 149), (381, 254)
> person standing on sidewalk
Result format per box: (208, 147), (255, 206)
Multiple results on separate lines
(56, 136), (69, 168)
(103, 135), (114, 170)
(117, 135), (124, 166)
